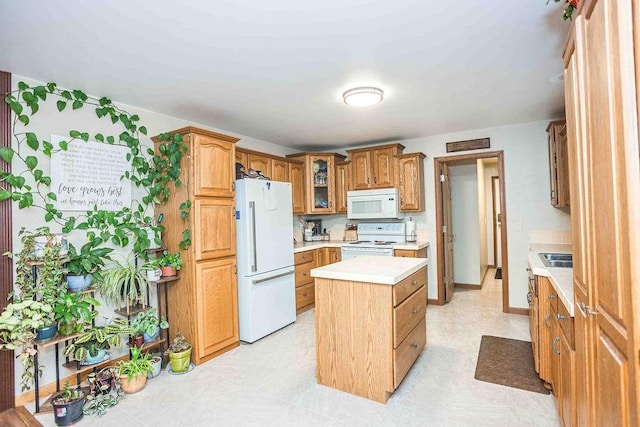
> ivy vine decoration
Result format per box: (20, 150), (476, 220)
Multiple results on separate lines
(547, 0), (579, 20)
(1, 81), (191, 254)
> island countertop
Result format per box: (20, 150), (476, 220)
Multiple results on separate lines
(310, 255), (427, 285)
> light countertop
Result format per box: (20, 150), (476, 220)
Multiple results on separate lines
(294, 240), (429, 253)
(310, 255), (427, 285)
(527, 243), (574, 316)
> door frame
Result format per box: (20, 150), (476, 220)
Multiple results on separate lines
(434, 150), (510, 312)
(491, 175), (500, 268)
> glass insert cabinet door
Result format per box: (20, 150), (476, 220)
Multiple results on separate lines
(309, 155), (334, 213)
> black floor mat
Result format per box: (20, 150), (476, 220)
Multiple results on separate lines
(495, 268), (502, 279)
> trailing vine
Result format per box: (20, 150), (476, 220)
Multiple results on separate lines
(1, 81), (191, 254)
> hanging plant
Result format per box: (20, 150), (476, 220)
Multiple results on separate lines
(0, 81), (191, 255)
(548, 0), (579, 21)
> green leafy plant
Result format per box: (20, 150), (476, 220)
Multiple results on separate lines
(63, 318), (134, 362)
(66, 238), (114, 280)
(0, 299), (54, 390)
(156, 250), (183, 270)
(52, 381), (84, 404)
(53, 291), (100, 336)
(1, 81), (191, 256)
(131, 308), (169, 337)
(164, 333), (191, 355)
(547, 0), (579, 20)
(115, 346), (154, 380)
(98, 257), (149, 309)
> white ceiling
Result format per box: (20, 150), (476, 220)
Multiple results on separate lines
(0, 1), (569, 150)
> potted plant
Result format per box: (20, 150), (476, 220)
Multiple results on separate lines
(87, 367), (117, 396)
(156, 250), (183, 277)
(147, 353), (163, 379)
(98, 257), (148, 313)
(131, 307), (169, 343)
(53, 291), (100, 336)
(63, 318), (134, 364)
(65, 239), (113, 292)
(164, 333), (192, 373)
(115, 346), (154, 394)
(51, 382), (85, 426)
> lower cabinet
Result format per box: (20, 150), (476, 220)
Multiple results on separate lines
(394, 248), (427, 258)
(534, 274), (576, 427)
(194, 258), (239, 362)
(294, 250), (316, 313)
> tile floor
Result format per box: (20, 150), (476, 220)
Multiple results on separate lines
(33, 268), (561, 426)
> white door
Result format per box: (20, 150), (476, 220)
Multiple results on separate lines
(493, 176), (502, 269)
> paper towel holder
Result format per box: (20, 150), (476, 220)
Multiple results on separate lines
(405, 217), (417, 242)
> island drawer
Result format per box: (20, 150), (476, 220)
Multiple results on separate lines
(296, 282), (315, 310)
(295, 261), (315, 287)
(393, 317), (426, 388)
(393, 285), (426, 347)
(294, 251), (315, 265)
(393, 267), (427, 306)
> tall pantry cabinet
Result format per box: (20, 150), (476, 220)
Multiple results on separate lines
(563, 0), (639, 425)
(152, 127), (240, 365)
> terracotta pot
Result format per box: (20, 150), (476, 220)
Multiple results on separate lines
(119, 373), (147, 394)
(160, 266), (177, 277)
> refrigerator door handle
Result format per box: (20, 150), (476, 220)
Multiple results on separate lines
(249, 201), (257, 272)
(251, 269), (295, 285)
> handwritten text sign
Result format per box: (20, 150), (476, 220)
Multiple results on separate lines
(50, 135), (132, 211)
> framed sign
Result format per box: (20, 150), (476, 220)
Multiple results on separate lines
(50, 135), (132, 211)
(446, 138), (490, 153)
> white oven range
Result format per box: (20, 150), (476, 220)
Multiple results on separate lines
(340, 222), (406, 260)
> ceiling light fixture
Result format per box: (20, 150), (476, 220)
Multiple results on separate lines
(343, 87), (384, 107)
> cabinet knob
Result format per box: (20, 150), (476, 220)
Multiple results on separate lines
(411, 308), (418, 315)
(411, 343), (418, 349)
(303, 293), (308, 297)
(411, 280), (418, 286)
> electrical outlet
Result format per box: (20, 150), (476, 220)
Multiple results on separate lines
(515, 221), (523, 232)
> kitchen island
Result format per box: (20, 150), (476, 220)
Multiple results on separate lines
(311, 256), (427, 403)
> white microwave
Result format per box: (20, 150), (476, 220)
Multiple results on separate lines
(347, 188), (403, 220)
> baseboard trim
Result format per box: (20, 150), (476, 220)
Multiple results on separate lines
(507, 307), (529, 316)
(427, 298), (441, 305)
(454, 282), (482, 290)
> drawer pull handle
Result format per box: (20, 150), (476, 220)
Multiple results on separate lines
(411, 280), (418, 286)
(411, 343), (418, 349)
(552, 337), (561, 355)
(544, 313), (553, 329)
(526, 292), (533, 306)
(547, 294), (557, 299)
(411, 308), (418, 315)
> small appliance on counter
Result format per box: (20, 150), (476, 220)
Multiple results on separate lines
(405, 217), (417, 242)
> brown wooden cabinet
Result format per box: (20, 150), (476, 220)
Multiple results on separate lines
(538, 276), (557, 386)
(247, 153), (271, 179)
(286, 152), (346, 214)
(563, 0), (640, 424)
(315, 266), (426, 403)
(288, 160), (305, 214)
(397, 153), (425, 212)
(294, 250), (316, 314)
(272, 158), (289, 182)
(335, 161), (350, 214)
(153, 127), (239, 365)
(546, 120), (569, 208)
(393, 248), (427, 258)
(346, 143), (404, 190)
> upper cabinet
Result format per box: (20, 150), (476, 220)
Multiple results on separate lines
(288, 160), (305, 214)
(346, 143), (404, 190)
(235, 148), (290, 182)
(335, 161), (350, 214)
(546, 120), (570, 208)
(190, 128), (237, 198)
(272, 158), (289, 182)
(286, 152), (346, 214)
(397, 152), (425, 212)
(247, 153), (271, 179)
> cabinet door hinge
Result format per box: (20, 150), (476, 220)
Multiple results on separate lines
(440, 174), (446, 182)
(442, 225), (447, 233)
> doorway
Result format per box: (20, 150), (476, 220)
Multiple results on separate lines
(491, 176), (502, 273)
(434, 151), (509, 313)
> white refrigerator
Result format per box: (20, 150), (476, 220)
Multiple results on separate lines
(235, 179), (295, 343)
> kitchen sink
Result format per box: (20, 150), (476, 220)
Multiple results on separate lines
(539, 253), (573, 268)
